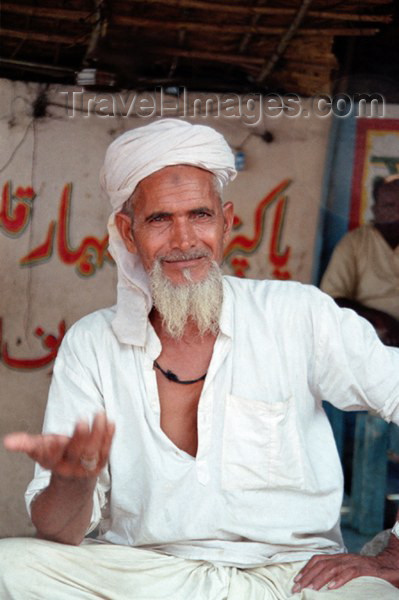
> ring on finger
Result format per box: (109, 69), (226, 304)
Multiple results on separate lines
(80, 455), (98, 471)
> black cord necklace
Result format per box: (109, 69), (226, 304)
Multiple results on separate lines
(154, 360), (207, 385)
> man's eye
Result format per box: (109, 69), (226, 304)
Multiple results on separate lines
(150, 215), (167, 223)
(193, 211), (210, 218)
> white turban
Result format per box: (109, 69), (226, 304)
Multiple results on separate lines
(100, 118), (236, 211)
(100, 119), (237, 346)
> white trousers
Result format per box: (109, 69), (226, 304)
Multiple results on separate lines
(0, 538), (399, 600)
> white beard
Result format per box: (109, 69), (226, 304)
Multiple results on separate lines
(149, 258), (223, 339)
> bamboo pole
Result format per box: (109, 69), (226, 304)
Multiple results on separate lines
(256, 0), (314, 83)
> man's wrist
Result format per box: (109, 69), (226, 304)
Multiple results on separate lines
(50, 472), (97, 492)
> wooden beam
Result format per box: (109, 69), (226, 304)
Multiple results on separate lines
(0, 57), (75, 74)
(0, 23), (381, 57)
(0, 28), (83, 45)
(122, 0), (392, 23)
(1, 2), (390, 27)
(146, 46), (335, 70)
(112, 15), (381, 36)
(1, 3), (91, 22)
(150, 46), (265, 66)
(1, 2), (91, 21)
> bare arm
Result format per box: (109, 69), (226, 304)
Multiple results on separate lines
(30, 472), (97, 545)
(3, 413), (115, 545)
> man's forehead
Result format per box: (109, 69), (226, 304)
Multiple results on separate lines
(137, 164), (214, 188)
(130, 164), (218, 218)
(134, 165), (216, 204)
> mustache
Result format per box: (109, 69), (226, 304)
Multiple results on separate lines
(159, 249), (212, 262)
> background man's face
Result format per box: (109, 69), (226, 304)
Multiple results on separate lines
(118, 165), (234, 285)
(373, 184), (399, 224)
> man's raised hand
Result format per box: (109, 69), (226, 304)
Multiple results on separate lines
(3, 412), (115, 479)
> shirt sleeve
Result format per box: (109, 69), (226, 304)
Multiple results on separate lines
(320, 232), (358, 299)
(24, 324), (111, 534)
(313, 290), (399, 423)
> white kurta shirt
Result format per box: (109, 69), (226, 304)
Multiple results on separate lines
(25, 277), (399, 568)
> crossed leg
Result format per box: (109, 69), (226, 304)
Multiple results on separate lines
(1, 538), (398, 600)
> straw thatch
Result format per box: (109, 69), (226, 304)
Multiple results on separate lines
(0, 0), (394, 95)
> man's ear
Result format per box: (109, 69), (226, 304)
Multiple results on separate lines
(114, 212), (138, 254)
(222, 201), (234, 245)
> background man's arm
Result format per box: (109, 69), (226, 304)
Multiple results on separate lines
(3, 412), (114, 545)
(320, 233), (399, 346)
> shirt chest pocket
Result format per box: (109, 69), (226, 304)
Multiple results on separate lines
(221, 394), (308, 491)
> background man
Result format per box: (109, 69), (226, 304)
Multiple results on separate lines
(2, 119), (399, 599)
(321, 175), (399, 346)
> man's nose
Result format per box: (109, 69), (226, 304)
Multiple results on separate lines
(170, 219), (197, 250)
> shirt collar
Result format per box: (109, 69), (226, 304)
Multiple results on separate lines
(219, 277), (234, 339)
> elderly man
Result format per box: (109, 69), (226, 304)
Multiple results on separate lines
(2, 119), (399, 599)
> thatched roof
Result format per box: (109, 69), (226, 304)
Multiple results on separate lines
(0, 0), (396, 96)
